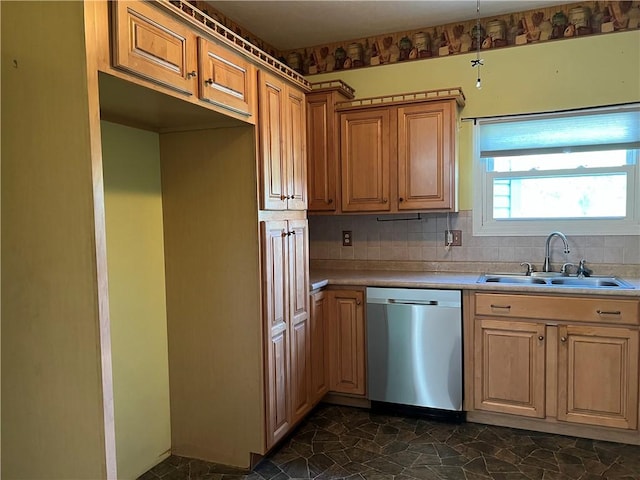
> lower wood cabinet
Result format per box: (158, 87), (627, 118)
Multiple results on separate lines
(557, 324), (638, 430)
(310, 290), (330, 404)
(262, 219), (309, 449)
(471, 292), (640, 435)
(474, 319), (546, 418)
(327, 289), (366, 395)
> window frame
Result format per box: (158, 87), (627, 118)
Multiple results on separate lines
(472, 105), (640, 236)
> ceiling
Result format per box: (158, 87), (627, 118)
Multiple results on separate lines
(206, 1), (570, 51)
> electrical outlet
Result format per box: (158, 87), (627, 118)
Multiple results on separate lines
(445, 230), (462, 246)
(342, 230), (353, 247)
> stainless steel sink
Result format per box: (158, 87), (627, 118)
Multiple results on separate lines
(479, 274), (547, 285)
(549, 277), (634, 288)
(477, 274), (635, 289)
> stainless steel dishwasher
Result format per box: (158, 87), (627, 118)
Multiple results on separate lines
(366, 287), (463, 415)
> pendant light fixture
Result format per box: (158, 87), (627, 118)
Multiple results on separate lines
(470, 0), (484, 89)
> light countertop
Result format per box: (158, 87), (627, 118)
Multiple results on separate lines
(310, 269), (640, 297)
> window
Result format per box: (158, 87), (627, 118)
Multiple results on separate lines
(473, 105), (640, 235)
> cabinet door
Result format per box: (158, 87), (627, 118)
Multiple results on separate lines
(198, 38), (255, 120)
(340, 109), (390, 212)
(307, 93), (337, 211)
(328, 290), (366, 395)
(112, 1), (197, 95)
(310, 290), (329, 404)
(285, 87), (308, 210)
(288, 220), (311, 422)
(259, 72), (287, 210)
(474, 319), (546, 418)
(261, 221), (290, 448)
(397, 101), (455, 210)
(557, 325), (639, 430)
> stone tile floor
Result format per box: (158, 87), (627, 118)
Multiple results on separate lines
(140, 404), (640, 480)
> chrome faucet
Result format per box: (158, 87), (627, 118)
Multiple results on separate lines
(542, 231), (570, 273)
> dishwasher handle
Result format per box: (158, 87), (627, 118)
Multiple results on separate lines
(388, 299), (439, 306)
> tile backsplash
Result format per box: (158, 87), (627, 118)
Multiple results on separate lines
(309, 210), (640, 276)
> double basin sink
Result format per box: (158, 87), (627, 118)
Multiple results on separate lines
(478, 273), (635, 289)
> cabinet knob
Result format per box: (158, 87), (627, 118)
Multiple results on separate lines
(327, 199), (333, 204)
(356, 300), (361, 305)
(205, 78), (214, 86)
(187, 70), (197, 79)
(399, 197), (404, 202)
(383, 198), (388, 203)
(290, 230), (296, 235)
(560, 336), (567, 342)
(538, 335), (544, 341)
(280, 195), (287, 201)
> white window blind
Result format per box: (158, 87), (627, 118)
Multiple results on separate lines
(479, 105), (640, 157)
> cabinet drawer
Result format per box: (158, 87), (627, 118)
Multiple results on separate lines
(112, 1), (197, 95)
(475, 293), (640, 326)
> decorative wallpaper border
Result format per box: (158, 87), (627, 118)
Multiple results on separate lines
(279, 1), (640, 75)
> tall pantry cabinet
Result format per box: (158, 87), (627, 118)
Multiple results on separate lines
(258, 70), (311, 449)
(2, 0), (312, 478)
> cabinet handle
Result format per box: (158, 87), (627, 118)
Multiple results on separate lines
(205, 78), (214, 86)
(597, 310), (622, 316)
(560, 336), (567, 342)
(538, 335), (544, 341)
(187, 70), (197, 79)
(490, 304), (511, 310)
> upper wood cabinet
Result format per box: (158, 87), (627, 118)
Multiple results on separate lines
(306, 83), (355, 212)
(197, 38), (256, 118)
(259, 71), (307, 211)
(338, 98), (459, 213)
(110, 1), (258, 123)
(340, 109), (391, 212)
(112, 1), (198, 96)
(397, 102), (455, 210)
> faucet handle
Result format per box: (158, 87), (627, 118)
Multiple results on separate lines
(520, 262), (535, 276)
(576, 259), (593, 278)
(561, 262), (575, 275)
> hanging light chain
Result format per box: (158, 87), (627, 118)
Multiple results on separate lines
(470, 0), (483, 89)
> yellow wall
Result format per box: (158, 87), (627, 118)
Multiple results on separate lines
(101, 122), (171, 479)
(161, 126), (264, 467)
(1, 2), (112, 477)
(311, 30), (640, 209)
